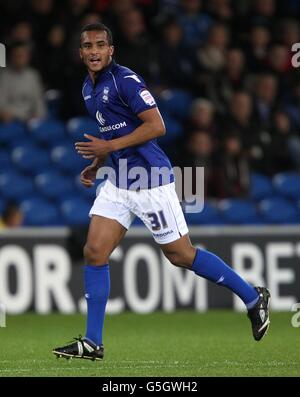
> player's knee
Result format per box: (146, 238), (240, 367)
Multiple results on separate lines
(165, 252), (190, 268)
(164, 247), (195, 268)
(83, 243), (108, 264)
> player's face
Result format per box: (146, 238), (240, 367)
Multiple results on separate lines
(80, 30), (114, 74)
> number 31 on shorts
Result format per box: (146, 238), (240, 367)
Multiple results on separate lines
(147, 210), (168, 231)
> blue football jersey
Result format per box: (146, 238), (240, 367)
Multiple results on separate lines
(82, 61), (174, 189)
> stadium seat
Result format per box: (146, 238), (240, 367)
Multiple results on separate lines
(28, 119), (66, 146)
(0, 150), (12, 169)
(158, 114), (183, 145)
(60, 197), (91, 225)
(0, 121), (26, 145)
(21, 198), (61, 226)
(250, 173), (273, 201)
(8, 137), (31, 149)
(67, 116), (99, 142)
(184, 202), (224, 225)
(158, 89), (193, 120)
(12, 143), (50, 175)
(51, 143), (90, 174)
(0, 198), (5, 215)
(273, 172), (300, 201)
(259, 197), (300, 224)
(219, 199), (260, 224)
(0, 171), (35, 202)
(45, 89), (62, 119)
(74, 175), (104, 201)
(35, 171), (75, 201)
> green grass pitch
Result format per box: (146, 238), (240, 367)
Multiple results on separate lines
(0, 311), (299, 377)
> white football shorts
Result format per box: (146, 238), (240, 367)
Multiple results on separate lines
(89, 180), (189, 244)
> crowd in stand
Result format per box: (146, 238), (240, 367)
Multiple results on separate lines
(1, 0), (300, 201)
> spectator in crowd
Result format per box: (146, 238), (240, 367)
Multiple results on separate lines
(208, 47), (246, 111)
(177, 130), (219, 199)
(27, 0), (57, 52)
(8, 21), (33, 44)
(158, 16), (195, 90)
(284, 80), (300, 129)
(216, 132), (250, 198)
(196, 22), (229, 73)
(250, 0), (277, 29)
(104, 0), (136, 35)
(224, 90), (256, 144)
(207, 0), (233, 23)
(270, 110), (300, 173)
(245, 24), (271, 73)
(276, 18), (300, 47)
(267, 44), (292, 76)
(188, 98), (217, 137)
(224, 90), (272, 174)
(116, 7), (158, 83)
(69, 0), (91, 16)
(0, 41), (46, 123)
(253, 73), (278, 130)
(40, 25), (67, 90)
(0, 203), (24, 229)
(178, 0), (212, 48)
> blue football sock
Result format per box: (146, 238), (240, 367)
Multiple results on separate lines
(191, 248), (259, 306)
(84, 264), (110, 346)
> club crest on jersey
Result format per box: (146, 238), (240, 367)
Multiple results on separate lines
(96, 111), (105, 126)
(102, 86), (109, 103)
(139, 89), (155, 106)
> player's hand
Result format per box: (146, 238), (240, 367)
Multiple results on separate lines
(75, 134), (112, 159)
(80, 164), (98, 187)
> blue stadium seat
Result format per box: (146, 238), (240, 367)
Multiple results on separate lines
(8, 137), (30, 149)
(0, 171), (35, 201)
(273, 172), (300, 201)
(250, 173), (273, 201)
(219, 199), (260, 224)
(28, 119), (66, 146)
(74, 175), (103, 201)
(158, 114), (183, 145)
(259, 197), (300, 224)
(51, 143), (90, 174)
(21, 198), (61, 226)
(60, 197), (91, 225)
(184, 202), (224, 225)
(0, 198), (5, 215)
(158, 89), (193, 120)
(45, 89), (62, 119)
(0, 150), (12, 169)
(35, 171), (75, 201)
(67, 117), (99, 142)
(0, 121), (26, 145)
(12, 144), (50, 175)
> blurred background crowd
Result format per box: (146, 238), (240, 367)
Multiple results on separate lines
(1, 0), (300, 227)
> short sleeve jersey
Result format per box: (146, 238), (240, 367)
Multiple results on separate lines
(82, 61), (174, 189)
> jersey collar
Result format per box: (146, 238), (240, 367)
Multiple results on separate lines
(88, 60), (116, 87)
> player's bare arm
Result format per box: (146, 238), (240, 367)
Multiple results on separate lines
(110, 107), (166, 150)
(75, 107), (165, 159)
